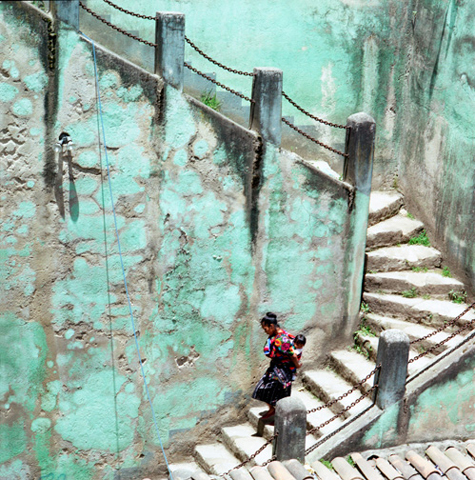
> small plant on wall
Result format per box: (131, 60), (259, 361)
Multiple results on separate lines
(201, 91), (222, 111)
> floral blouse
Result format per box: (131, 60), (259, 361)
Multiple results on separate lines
(264, 330), (296, 368)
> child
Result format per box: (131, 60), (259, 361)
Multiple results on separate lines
(292, 334), (306, 380)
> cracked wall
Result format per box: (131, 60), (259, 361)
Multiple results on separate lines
(0, 3), (356, 478)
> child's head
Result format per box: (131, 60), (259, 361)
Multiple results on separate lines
(294, 334), (306, 349)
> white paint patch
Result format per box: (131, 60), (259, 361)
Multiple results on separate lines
(362, 36), (379, 114)
(422, 116), (445, 180)
(339, 0), (379, 6)
(321, 62), (337, 115)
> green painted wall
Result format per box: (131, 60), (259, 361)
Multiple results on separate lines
(0, 3), (357, 477)
(80, 0), (475, 289)
(79, 0), (406, 178)
(5, 0), (475, 475)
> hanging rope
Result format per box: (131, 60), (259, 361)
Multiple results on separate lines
(82, 32), (173, 479)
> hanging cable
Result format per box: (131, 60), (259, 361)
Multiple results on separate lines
(81, 32), (173, 479)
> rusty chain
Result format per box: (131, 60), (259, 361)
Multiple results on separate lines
(306, 385), (377, 438)
(185, 37), (254, 76)
(100, 0), (253, 76)
(282, 91), (347, 130)
(408, 315), (475, 364)
(102, 0), (155, 20)
(42, 16), (56, 70)
(409, 300), (475, 345)
(282, 117), (348, 158)
(219, 433), (277, 476)
(304, 391), (376, 456)
(261, 455), (277, 468)
(184, 63), (254, 103)
(306, 365), (380, 414)
(79, 2), (157, 48)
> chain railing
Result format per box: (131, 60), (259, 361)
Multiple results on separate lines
(100, 0), (254, 76)
(79, 2), (157, 47)
(282, 91), (347, 130)
(185, 37), (254, 77)
(409, 300), (475, 346)
(219, 433), (277, 476)
(102, 0), (155, 20)
(89, 0), (356, 141)
(306, 365), (379, 414)
(282, 117), (348, 158)
(82, 2), (253, 102)
(184, 62), (254, 103)
(305, 385), (377, 456)
(408, 314), (475, 364)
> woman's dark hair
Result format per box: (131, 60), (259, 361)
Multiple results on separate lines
(261, 312), (278, 327)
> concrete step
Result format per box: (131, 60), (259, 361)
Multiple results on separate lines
(406, 347), (438, 376)
(247, 407), (275, 440)
(221, 423), (273, 466)
(292, 389), (346, 437)
(366, 245), (442, 273)
(353, 332), (379, 361)
(366, 214), (424, 250)
(368, 191), (404, 227)
(364, 270), (465, 296)
(195, 443), (241, 475)
(353, 329), (436, 377)
(363, 313), (466, 352)
(363, 292), (475, 328)
(302, 369), (374, 419)
(328, 349), (377, 394)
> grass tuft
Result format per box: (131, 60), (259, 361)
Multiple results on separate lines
(449, 290), (467, 304)
(200, 91), (222, 111)
(409, 230), (430, 247)
(402, 287), (418, 298)
(442, 266), (452, 277)
(320, 460), (334, 470)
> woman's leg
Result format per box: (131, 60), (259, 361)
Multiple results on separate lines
(260, 404), (275, 418)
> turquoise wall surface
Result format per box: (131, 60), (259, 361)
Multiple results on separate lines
(79, 0), (475, 289)
(0, 2), (356, 477)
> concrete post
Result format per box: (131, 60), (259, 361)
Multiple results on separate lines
(155, 12), (185, 91)
(373, 329), (410, 409)
(343, 113), (376, 192)
(53, 0), (79, 30)
(249, 68), (283, 146)
(337, 112), (376, 339)
(274, 396), (306, 462)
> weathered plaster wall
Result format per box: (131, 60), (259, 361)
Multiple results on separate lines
(393, 0), (475, 291)
(0, 3), (358, 478)
(80, 0), (408, 182)
(80, 0), (475, 290)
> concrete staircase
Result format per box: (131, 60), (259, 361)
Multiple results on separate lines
(360, 191), (473, 373)
(177, 190), (472, 476)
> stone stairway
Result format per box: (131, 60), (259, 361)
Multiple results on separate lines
(360, 191), (473, 371)
(175, 190), (473, 477)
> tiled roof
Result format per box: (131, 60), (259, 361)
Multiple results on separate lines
(156, 441), (475, 480)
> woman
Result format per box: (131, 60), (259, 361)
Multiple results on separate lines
(252, 312), (301, 419)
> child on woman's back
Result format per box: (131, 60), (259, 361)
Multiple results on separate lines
(292, 333), (306, 379)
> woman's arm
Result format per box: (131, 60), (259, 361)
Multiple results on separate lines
(291, 353), (302, 369)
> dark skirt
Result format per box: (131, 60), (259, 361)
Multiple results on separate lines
(252, 363), (293, 406)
